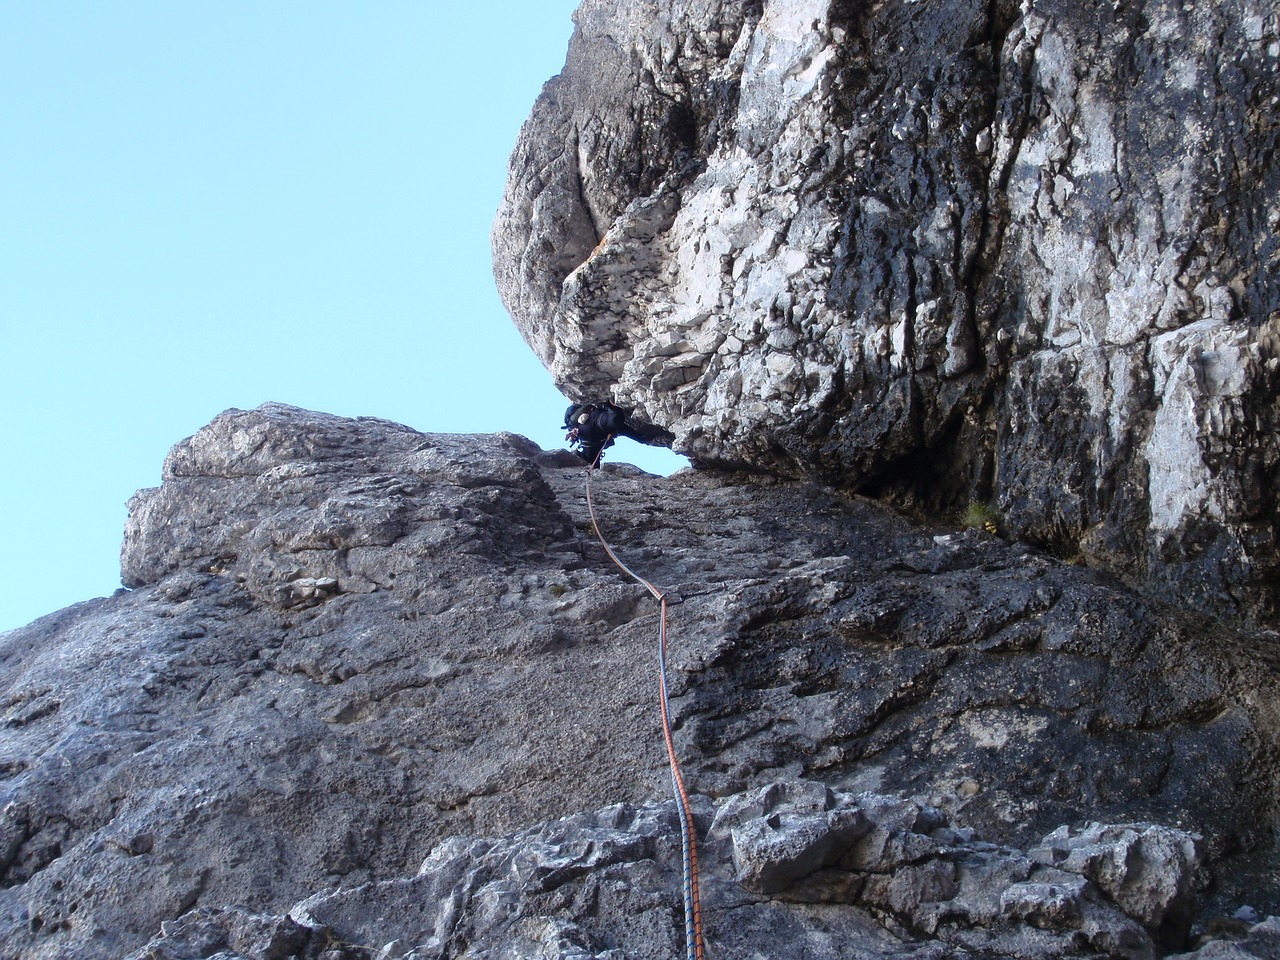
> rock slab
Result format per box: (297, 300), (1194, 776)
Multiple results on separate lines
(0, 404), (1276, 958)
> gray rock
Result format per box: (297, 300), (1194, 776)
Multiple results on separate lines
(1169, 915), (1280, 960)
(125, 780), (1215, 960)
(1000, 877), (1088, 929)
(1031, 822), (1202, 945)
(492, 0), (1280, 625)
(713, 780), (871, 893)
(0, 404), (1276, 958)
(123, 907), (338, 960)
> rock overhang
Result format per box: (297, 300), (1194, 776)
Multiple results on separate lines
(492, 0), (1280, 625)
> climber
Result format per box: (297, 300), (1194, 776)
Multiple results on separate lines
(563, 401), (651, 467)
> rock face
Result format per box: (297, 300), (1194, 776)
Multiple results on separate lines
(492, 0), (1280, 624)
(1, 404), (1277, 958)
(126, 783), (1217, 960)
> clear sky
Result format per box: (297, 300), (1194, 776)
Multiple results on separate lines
(0, 2), (687, 633)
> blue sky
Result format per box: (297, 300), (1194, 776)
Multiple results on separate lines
(0, 3), (686, 633)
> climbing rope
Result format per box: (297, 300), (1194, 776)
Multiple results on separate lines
(584, 450), (706, 960)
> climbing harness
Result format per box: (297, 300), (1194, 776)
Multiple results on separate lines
(584, 447), (707, 960)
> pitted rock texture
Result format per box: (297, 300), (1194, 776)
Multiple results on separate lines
(123, 780), (1223, 960)
(0, 404), (1277, 958)
(492, 0), (1280, 624)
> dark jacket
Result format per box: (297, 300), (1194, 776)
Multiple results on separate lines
(563, 402), (645, 466)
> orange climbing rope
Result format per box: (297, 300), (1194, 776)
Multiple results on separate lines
(584, 452), (706, 960)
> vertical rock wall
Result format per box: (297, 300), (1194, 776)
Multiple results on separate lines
(492, 0), (1280, 622)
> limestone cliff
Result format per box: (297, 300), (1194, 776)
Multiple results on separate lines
(492, 0), (1280, 625)
(0, 404), (1276, 959)
(7, 1), (1280, 956)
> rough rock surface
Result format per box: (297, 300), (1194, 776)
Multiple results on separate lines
(125, 781), (1215, 960)
(1, 404), (1276, 958)
(492, 0), (1280, 624)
